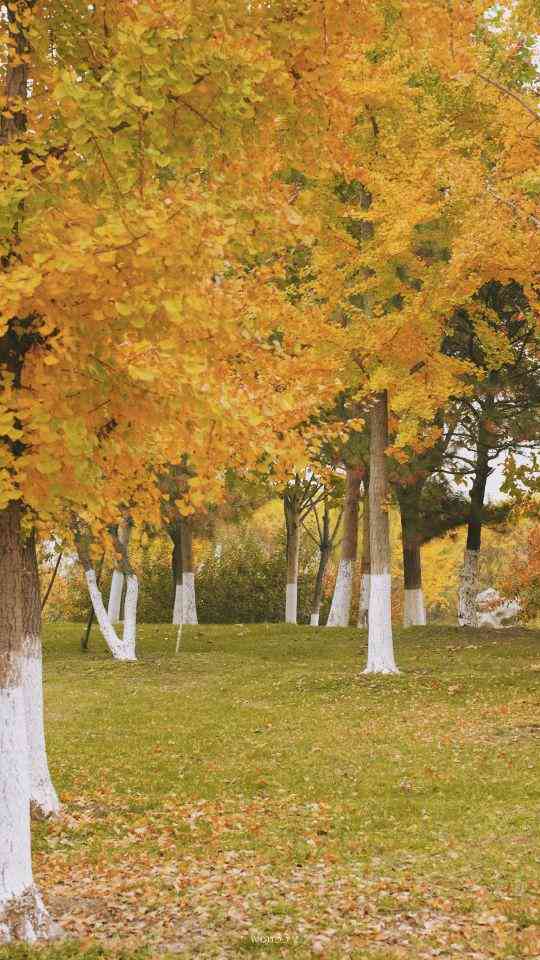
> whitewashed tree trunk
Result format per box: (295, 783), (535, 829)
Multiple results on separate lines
(284, 498), (300, 624)
(327, 559), (355, 626)
(358, 573), (370, 628)
(364, 393), (399, 674)
(181, 518), (198, 624)
(357, 488), (370, 628)
(21, 534), (59, 819)
(458, 446), (489, 627)
(169, 527), (183, 625)
(399, 494), (427, 627)
(0, 687), (59, 942)
(0, 503), (60, 943)
(107, 570), (124, 623)
(173, 582), (183, 626)
(182, 572), (198, 625)
(403, 588), (426, 626)
(285, 582), (298, 624)
(327, 467), (362, 627)
(84, 569), (137, 661)
(22, 642), (60, 820)
(107, 518), (132, 622)
(121, 574), (138, 658)
(1, 10), (60, 940)
(309, 509), (333, 628)
(458, 548), (479, 627)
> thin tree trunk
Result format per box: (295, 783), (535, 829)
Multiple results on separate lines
(364, 393), (398, 673)
(21, 532), (60, 819)
(110, 520), (138, 656)
(327, 467), (362, 627)
(181, 517), (198, 625)
(170, 527), (183, 626)
(357, 487), (370, 627)
(40, 550), (62, 613)
(80, 552), (104, 652)
(284, 500), (300, 624)
(458, 452), (489, 627)
(0, 503), (60, 942)
(310, 544), (331, 626)
(107, 518), (131, 623)
(400, 504), (426, 627)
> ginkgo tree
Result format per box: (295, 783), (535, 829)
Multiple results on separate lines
(0, 0), (348, 942)
(280, 0), (540, 672)
(1, 0), (538, 943)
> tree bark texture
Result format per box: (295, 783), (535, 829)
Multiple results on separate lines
(21, 532), (60, 818)
(284, 500), (300, 624)
(327, 467), (362, 627)
(180, 517), (198, 625)
(365, 394), (398, 673)
(357, 487), (370, 627)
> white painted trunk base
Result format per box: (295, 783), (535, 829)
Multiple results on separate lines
(326, 559), (355, 627)
(122, 575), (138, 658)
(85, 569), (137, 661)
(310, 612), (320, 626)
(172, 582), (183, 626)
(458, 549), (479, 627)
(364, 573), (399, 674)
(22, 647), (60, 819)
(357, 574), (370, 628)
(285, 582), (297, 624)
(403, 588), (426, 627)
(107, 570), (124, 623)
(0, 687), (59, 942)
(182, 572), (198, 625)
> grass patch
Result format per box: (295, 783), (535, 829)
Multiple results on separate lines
(4, 622), (540, 958)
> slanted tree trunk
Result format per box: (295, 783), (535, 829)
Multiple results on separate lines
(0, 503), (60, 943)
(310, 503), (332, 626)
(21, 532), (59, 819)
(169, 525), (183, 626)
(181, 517), (198, 625)
(284, 499), (300, 624)
(399, 496), (427, 627)
(40, 550), (62, 614)
(364, 393), (398, 674)
(76, 534), (137, 661)
(357, 486), (370, 627)
(307, 495), (342, 626)
(458, 451), (489, 628)
(107, 518), (131, 623)
(310, 544), (331, 626)
(327, 466), (362, 627)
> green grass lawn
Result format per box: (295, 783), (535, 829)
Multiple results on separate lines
(4, 622), (540, 960)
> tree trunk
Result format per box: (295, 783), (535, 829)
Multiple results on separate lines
(310, 544), (331, 626)
(170, 527), (183, 626)
(40, 550), (62, 613)
(357, 487), (370, 627)
(107, 518), (131, 623)
(21, 532), (60, 819)
(284, 501), (300, 624)
(0, 503), (60, 943)
(400, 505), (426, 627)
(327, 467), (362, 627)
(77, 537), (137, 660)
(181, 517), (198, 625)
(458, 452), (489, 627)
(364, 393), (398, 673)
